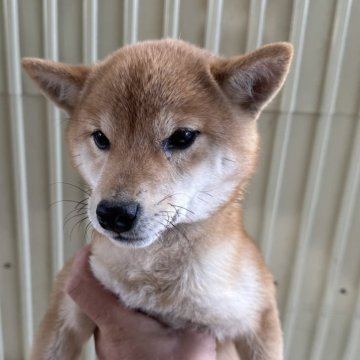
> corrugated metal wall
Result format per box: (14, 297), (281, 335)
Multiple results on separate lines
(0, 0), (359, 359)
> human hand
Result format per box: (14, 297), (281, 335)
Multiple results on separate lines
(65, 245), (216, 360)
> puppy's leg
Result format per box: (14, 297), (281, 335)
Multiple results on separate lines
(30, 259), (95, 360)
(235, 304), (283, 360)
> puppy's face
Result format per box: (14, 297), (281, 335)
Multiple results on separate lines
(22, 40), (293, 248)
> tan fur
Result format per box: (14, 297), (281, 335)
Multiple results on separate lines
(22, 39), (293, 359)
(30, 259), (95, 359)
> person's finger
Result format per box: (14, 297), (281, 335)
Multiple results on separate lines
(66, 244), (91, 278)
(65, 245), (136, 326)
(93, 327), (107, 359)
(65, 245), (172, 332)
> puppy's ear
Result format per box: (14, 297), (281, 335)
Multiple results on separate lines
(22, 58), (91, 113)
(211, 42), (293, 115)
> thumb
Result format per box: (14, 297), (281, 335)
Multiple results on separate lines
(65, 245), (136, 326)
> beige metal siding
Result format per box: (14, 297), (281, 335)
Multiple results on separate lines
(0, 0), (359, 359)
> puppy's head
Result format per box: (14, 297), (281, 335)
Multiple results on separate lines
(22, 39), (293, 248)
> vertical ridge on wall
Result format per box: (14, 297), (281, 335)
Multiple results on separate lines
(246, 0), (266, 51)
(284, 0), (354, 356)
(259, 0), (310, 263)
(3, 0), (34, 354)
(43, 0), (65, 277)
(344, 243), (360, 360)
(310, 106), (360, 360)
(83, 0), (98, 64)
(163, 0), (180, 38)
(123, 0), (139, 45)
(0, 304), (4, 360)
(204, 0), (223, 54)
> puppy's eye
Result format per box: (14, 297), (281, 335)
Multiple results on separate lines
(92, 130), (110, 150)
(163, 128), (200, 151)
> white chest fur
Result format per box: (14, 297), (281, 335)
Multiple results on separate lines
(90, 239), (264, 340)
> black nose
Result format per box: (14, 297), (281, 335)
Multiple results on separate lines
(96, 200), (140, 234)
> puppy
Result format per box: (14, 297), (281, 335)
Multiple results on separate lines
(22, 39), (293, 360)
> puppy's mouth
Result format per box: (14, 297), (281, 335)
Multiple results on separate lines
(113, 233), (146, 243)
(96, 226), (156, 248)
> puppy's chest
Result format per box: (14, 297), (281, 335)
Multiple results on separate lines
(91, 255), (209, 312)
(90, 247), (262, 339)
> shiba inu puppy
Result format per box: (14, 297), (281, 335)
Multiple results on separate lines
(22, 39), (293, 360)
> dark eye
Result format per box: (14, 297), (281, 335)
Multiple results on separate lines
(163, 128), (200, 151)
(92, 130), (110, 150)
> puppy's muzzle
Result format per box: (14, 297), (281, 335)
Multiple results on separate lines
(96, 199), (140, 235)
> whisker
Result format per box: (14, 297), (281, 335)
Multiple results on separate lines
(156, 192), (197, 206)
(195, 195), (209, 204)
(223, 157), (236, 163)
(158, 210), (178, 223)
(169, 203), (195, 215)
(63, 212), (88, 229)
(167, 220), (192, 249)
(153, 218), (179, 248)
(156, 193), (179, 206)
(157, 212), (191, 244)
(199, 190), (214, 198)
(64, 206), (87, 222)
(75, 198), (89, 210)
(50, 181), (91, 196)
(49, 199), (85, 209)
(69, 216), (89, 242)
(84, 222), (93, 243)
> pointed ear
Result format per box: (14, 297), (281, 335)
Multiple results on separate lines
(210, 42), (293, 114)
(22, 58), (91, 113)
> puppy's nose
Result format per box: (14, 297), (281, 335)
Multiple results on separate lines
(96, 200), (140, 234)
